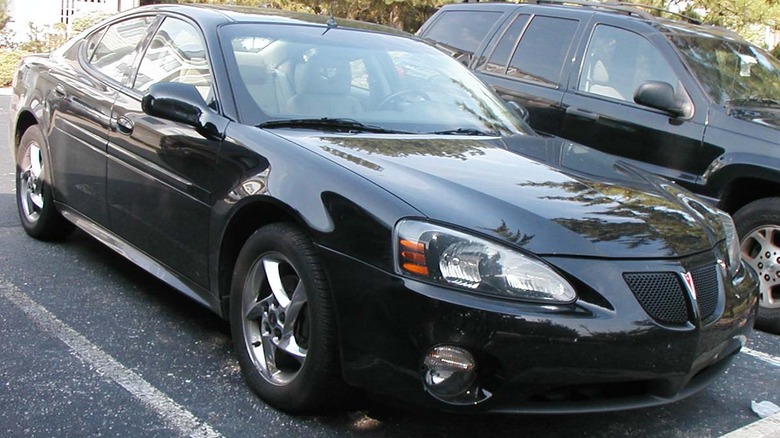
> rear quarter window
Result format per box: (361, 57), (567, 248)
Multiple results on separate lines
(423, 10), (503, 64)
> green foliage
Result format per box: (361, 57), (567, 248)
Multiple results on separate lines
(0, 49), (23, 86)
(71, 11), (114, 35)
(18, 21), (68, 53)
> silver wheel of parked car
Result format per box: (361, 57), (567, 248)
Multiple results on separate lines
(240, 251), (309, 385)
(18, 139), (44, 222)
(741, 226), (780, 308)
(734, 198), (780, 334)
(230, 223), (344, 413)
(15, 125), (74, 240)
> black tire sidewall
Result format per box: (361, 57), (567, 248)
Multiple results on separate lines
(229, 223), (341, 413)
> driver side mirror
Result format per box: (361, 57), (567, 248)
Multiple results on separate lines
(633, 81), (689, 118)
(142, 82), (227, 140)
(507, 100), (531, 124)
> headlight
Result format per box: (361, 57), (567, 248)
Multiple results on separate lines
(718, 211), (742, 277)
(394, 219), (576, 303)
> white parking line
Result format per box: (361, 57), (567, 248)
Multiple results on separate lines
(743, 347), (780, 367)
(0, 282), (224, 438)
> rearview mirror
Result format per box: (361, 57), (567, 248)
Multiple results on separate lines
(142, 82), (227, 139)
(633, 81), (687, 118)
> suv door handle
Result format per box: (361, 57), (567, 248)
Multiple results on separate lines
(566, 107), (600, 121)
(113, 116), (134, 135)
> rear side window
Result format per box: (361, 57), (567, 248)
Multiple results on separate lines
(89, 16), (156, 84)
(424, 10), (503, 64)
(507, 16), (578, 86)
(482, 14), (530, 74)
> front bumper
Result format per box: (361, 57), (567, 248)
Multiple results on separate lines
(319, 247), (758, 413)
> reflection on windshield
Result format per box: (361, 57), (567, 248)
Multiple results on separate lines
(671, 35), (780, 104)
(220, 24), (527, 135)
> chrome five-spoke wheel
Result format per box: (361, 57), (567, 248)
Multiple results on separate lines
(241, 252), (309, 385)
(18, 141), (45, 223)
(230, 223), (343, 413)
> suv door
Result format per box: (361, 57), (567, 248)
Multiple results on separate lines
(107, 16), (221, 288)
(473, 12), (583, 135)
(559, 21), (707, 188)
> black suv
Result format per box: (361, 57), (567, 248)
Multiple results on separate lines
(420, 0), (780, 332)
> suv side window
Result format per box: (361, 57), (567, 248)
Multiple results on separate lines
(133, 17), (212, 100)
(507, 16), (578, 86)
(89, 16), (156, 85)
(424, 11), (504, 65)
(578, 25), (680, 101)
(481, 14), (530, 75)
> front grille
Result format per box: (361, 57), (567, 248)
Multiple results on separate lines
(624, 272), (689, 324)
(692, 264), (720, 320)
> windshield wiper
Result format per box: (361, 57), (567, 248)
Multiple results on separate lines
(727, 97), (780, 106)
(429, 128), (496, 136)
(257, 118), (412, 134)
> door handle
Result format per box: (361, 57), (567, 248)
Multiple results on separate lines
(565, 107), (600, 121)
(113, 116), (134, 135)
(52, 84), (66, 98)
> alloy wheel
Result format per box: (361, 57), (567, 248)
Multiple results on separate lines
(19, 141), (45, 222)
(240, 252), (310, 385)
(741, 226), (780, 310)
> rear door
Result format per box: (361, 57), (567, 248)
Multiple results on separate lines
(559, 20), (707, 188)
(473, 11), (584, 135)
(107, 15), (221, 288)
(47, 16), (156, 226)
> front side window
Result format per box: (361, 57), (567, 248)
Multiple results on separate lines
(221, 24), (528, 136)
(579, 25), (680, 101)
(670, 34), (780, 105)
(133, 17), (212, 100)
(507, 16), (578, 86)
(89, 16), (156, 84)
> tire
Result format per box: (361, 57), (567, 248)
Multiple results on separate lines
(230, 223), (344, 413)
(734, 198), (780, 334)
(15, 125), (74, 240)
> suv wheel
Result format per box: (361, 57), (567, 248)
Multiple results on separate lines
(734, 198), (780, 334)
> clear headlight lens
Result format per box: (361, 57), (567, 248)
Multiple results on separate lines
(394, 220), (576, 303)
(718, 211), (742, 277)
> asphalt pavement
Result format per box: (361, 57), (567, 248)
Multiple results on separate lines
(0, 92), (778, 437)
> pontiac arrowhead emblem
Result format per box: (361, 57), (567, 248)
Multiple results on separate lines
(682, 271), (697, 300)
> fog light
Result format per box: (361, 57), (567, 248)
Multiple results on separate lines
(422, 346), (491, 405)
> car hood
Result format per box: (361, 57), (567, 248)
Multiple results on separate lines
(282, 131), (723, 259)
(727, 104), (780, 130)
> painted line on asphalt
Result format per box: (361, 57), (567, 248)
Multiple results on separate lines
(743, 347), (780, 367)
(720, 412), (780, 438)
(0, 281), (224, 438)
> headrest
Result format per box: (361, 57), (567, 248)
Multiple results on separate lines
(592, 60), (609, 83)
(299, 54), (351, 95)
(235, 52), (269, 85)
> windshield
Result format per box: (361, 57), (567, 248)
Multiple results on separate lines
(670, 35), (780, 105)
(219, 23), (528, 135)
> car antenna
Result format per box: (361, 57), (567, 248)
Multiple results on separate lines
(325, 3), (338, 30)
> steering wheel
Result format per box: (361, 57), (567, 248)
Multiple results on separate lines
(377, 89), (431, 110)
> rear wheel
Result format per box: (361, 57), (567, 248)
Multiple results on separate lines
(230, 223), (344, 413)
(15, 125), (74, 240)
(734, 198), (780, 334)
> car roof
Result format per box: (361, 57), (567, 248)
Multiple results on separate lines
(123, 3), (409, 36)
(437, 1), (747, 43)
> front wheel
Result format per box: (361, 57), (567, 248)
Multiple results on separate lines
(230, 223), (344, 413)
(734, 198), (780, 334)
(15, 125), (74, 240)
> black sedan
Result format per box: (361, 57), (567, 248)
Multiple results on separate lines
(9, 4), (758, 414)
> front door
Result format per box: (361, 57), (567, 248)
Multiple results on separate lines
(107, 16), (220, 288)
